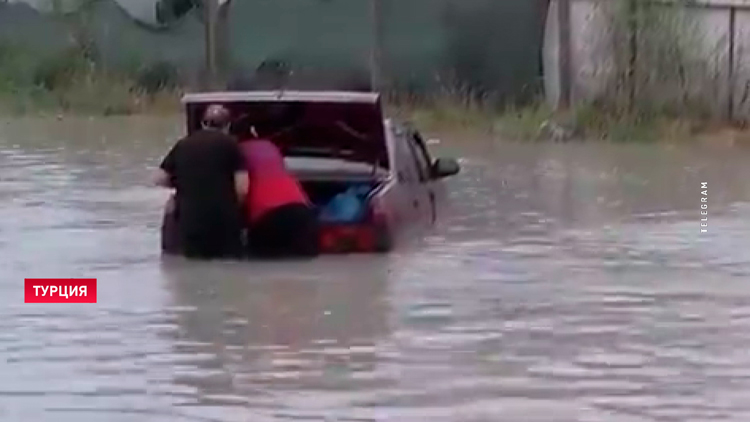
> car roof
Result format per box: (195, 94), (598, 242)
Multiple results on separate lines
(181, 90), (380, 105)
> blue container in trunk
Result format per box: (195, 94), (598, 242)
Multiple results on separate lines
(319, 184), (371, 223)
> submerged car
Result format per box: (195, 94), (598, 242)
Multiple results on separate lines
(161, 90), (461, 255)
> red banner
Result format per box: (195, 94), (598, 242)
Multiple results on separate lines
(24, 279), (97, 303)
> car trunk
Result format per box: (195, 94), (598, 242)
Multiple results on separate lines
(160, 176), (389, 255)
(296, 175), (391, 254)
(286, 157), (391, 253)
(183, 91), (393, 254)
(287, 156), (385, 216)
(185, 91), (390, 170)
(303, 180), (373, 211)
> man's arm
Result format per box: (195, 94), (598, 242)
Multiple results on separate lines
(226, 139), (249, 201)
(155, 143), (178, 188)
(234, 171), (249, 200)
(154, 168), (173, 188)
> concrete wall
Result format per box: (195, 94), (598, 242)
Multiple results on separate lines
(543, 0), (750, 119)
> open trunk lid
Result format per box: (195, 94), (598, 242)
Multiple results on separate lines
(183, 91), (390, 169)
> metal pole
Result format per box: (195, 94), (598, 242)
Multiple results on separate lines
(558, 0), (572, 109)
(204, 0), (219, 90)
(728, 6), (736, 121)
(626, 0), (638, 113)
(370, 0), (384, 92)
(216, 0), (233, 88)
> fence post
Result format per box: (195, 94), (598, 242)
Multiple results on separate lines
(728, 6), (736, 121)
(626, 0), (638, 113)
(558, 0), (572, 109)
(216, 0), (233, 88)
(204, 0), (219, 90)
(370, 0), (385, 93)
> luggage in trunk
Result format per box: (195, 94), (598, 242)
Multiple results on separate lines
(299, 179), (391, 253)
(301, 180), (377, 224)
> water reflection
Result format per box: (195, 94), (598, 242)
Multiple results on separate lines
(158, 257), (392, 418)
(3, 117), (750, 421)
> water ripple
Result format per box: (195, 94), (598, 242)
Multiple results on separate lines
(3, 124), (750, 421)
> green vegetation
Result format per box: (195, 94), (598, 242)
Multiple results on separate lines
(0, 0), (183, 115)
(0, 40), (180, 116)
(387, 89), (497, 135)
(0, 0), (731, 143)
(1, 0), (736, 144)
(395, 98), (709, 143)
(500, 102), (708, 143)
(0, 42), (717, 143)
(0, 0), (730, 143)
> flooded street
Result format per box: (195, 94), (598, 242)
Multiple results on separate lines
(3, 116), (750, 421)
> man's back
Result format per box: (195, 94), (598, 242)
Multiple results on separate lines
(160, 129), (245, 257)
(239, 139), (309, 223)
(240, 138), (287, 178)
(166, 130), (241, 206)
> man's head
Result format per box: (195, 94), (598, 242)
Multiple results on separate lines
(201, 104), (232, 132)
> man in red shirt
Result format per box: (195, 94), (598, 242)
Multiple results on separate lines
(238, 128), (319, 258)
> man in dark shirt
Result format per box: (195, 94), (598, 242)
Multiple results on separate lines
(154, 104), (249, 260)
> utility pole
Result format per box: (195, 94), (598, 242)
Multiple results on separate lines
(557, 0), (572, 109)
(203, 0), (219, 90)
(626, 0), (638, 113)
(204, 0), (233, 90)
(216, 0), (232, 87)
(370, 0), (384, 93)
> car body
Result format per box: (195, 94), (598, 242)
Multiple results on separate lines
(161, 90), (461, 255)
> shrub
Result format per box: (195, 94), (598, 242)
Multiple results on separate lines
(32, 47), (90, 90)
(134, 61), (180, 95)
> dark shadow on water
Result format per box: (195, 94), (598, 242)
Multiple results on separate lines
(157, 255), (394, 405)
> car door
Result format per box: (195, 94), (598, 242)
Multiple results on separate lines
(405, 130), (437, 225)
(391, 124), (424, 225)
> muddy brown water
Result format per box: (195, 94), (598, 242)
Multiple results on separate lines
(2, 116), (750, 421)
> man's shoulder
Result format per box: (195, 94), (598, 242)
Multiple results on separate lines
(244, 138), (277, 149)
(173, 133), (198, 147)
(180, 130), (236, 147)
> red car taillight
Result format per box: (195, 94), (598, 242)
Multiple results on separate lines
(368, 196), (389, 227)
(317, 195), (392, 254)
(355, 227), (376, 250)
(320, 230), (337, 250)
(366, 197), (392, 252)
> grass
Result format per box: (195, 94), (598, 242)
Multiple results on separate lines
(0, 78), (181, 116)
(0, 41), (740, 144)
(387, 92), (497, 135)
(0, 41), (182, 117)
(493, 102), (554, 140)
(393, 95), (730, 143)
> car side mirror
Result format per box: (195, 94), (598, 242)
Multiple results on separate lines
(431, 157), (460, 179)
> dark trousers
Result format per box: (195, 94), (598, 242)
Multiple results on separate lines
(175, 210), (243, 260)
(181, 228), (243, 260)
(161, 195), (243, 260)
(248, 203), (320, 258)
